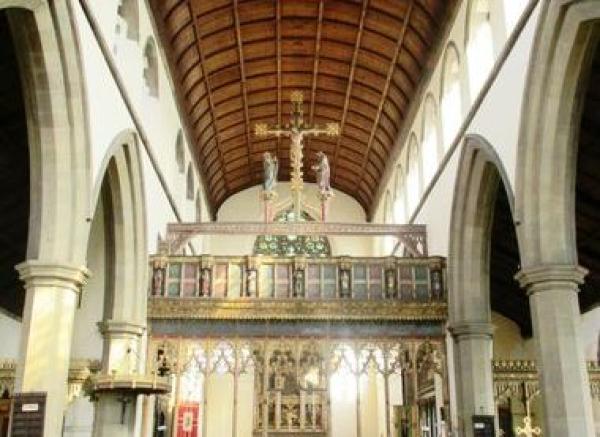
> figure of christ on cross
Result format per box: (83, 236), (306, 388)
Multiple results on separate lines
(254, 90), (340, 220)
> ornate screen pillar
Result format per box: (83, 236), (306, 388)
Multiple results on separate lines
(354, 346), (362, 437)
(383, 355), (392, 437)
(15, 261), (90, 437)
(516, 265), (595, 436)
(232, 341), (240, 437)
(262, 341), (270, 437)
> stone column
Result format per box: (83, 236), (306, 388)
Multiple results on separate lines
(93, 320), (145, 437)
(140, 395), (156, 437)
(448, 322), (495, 437)
(516, 265), (595, 436)
(15, 261), (89, 437)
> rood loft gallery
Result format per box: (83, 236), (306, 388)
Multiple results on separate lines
(0, 0), (599, 436)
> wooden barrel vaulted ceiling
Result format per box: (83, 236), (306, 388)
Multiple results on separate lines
(150, 0), (458, 214)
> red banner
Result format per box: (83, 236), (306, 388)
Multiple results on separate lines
(176, 403), (200, 437)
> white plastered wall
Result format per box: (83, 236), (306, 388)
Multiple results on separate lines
(73, 0), (210, 251)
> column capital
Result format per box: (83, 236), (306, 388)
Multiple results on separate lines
(515, 264), (587, 296)
(97, 320), (146, 338)
(448, 321), (494, 340)
(16, 260), (90, 294)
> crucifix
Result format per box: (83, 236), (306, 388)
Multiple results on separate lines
(515, 417), (542, 437)
(515, 382), (542, 436)
(254, 90), (340, 220)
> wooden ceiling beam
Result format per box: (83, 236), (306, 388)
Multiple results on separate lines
(354, 0), (415, 193)
(188, 0), (230, 194)
(331, 0), (369, 182)
(306, 0), (325, 166)
(232, 0), (253, 181)
(153, 0), (458, 211)
(276, 0), (282, 159)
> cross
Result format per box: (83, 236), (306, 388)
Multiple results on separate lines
(515, 416), (542, 437)
(254, 90), (340, 218)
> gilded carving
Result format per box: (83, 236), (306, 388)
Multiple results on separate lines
(147, 298), (448, 321)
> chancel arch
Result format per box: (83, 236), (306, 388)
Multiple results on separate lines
(514, 3), (600, 435)
(448, 134), (518, 436)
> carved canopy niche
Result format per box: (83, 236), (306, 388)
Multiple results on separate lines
(149, 0), (458, 215)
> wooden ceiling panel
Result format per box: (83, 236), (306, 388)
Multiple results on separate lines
(170, 25), (195, 58)
(281, 18), (317, 39)
(240, 22), (275, 43)
(322, 0), (362, 24)
(164, 3), (191, 34)
(178, 45), (201, 76)
(319, 40), (356, 61)
(245, 43), (277, 62)
(238, 0), (274, 22)
(361, 29), (398, 58)
(246, 88), (277, 105)
(197, 5), (234, 30)
(396, 44), (422, 79)
(151, 0), (456, 212)
(314, 104), (344, 122)
(320, 20), (359, 44)
(244, 58), (277, 78)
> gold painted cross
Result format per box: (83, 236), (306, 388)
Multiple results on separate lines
(515, 416), (542, 437)
(254, 91), (340, 218)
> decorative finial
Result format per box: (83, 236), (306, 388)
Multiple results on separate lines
(254, 123), (268, 137)
(325, 122), (340, 136)
(290, 90), (303, 103)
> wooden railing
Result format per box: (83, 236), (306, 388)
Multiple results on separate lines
(148, 255), (446, 303)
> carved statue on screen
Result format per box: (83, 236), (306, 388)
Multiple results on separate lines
(293, 269), (305, 298)
(152, 265), (164, 296)
(263, 152), (279, 192)
(246, 269), (257, 297)
(312, 152), (331, 194)
(200, 268), (211, 297)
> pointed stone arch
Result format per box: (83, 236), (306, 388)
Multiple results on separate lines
(447, 134), (515, 435)
(2, 2), (91, 434)
(514, 3), (600, 435)
(90, 129), (147, 326)
(2, 3), (90, 263)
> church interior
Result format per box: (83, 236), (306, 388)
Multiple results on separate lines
(0, 0), (598, 436)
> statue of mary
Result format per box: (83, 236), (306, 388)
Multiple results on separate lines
(263, 152), (279, 192)
(312, 151), (331, 193)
